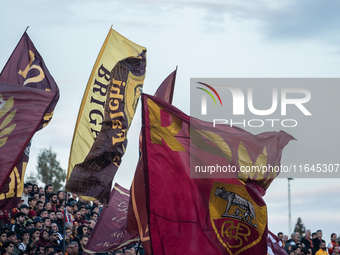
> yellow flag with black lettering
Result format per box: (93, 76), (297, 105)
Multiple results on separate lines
(66, 29), (146, 204)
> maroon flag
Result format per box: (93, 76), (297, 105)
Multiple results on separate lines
(83, 183), (139, 254)
(141, 94), (294, 254)
(154, 68), (177, 104)
(267, 231), (287, 255)
(126, 69), (177, 254)
(0, 32), (59, 209)
(0, 83), (55, 208)
(66, 53), (146, 204)
(0, 32), (59, 130)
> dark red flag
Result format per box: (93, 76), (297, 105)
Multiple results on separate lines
(0, 32), (59, 130)
(0, 32), (59, 209)
(267, 230), (287, 255)
(141, 94), (294, 254)
(0, 83), (55, 208)
(126, 69), (177, 254)
(66, 52), (146, 205)
(83, 183), (139, 254)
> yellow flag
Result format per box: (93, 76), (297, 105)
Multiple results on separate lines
(67, 28), (146, 182)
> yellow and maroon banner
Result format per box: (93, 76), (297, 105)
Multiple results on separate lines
(67, 28), (146, 186)
(66, 50), (146, 204)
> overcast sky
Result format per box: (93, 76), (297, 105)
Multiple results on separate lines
(1, 0), (340, 243)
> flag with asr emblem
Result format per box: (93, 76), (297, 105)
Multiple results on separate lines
(141, 94), (294, 254)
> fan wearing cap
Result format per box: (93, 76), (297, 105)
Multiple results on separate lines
(26, 228), (40, 253)
(49, 230), (61, 250)
(33, 217), (43, 230)
(19, 205), (33, 227)
(12, 212), (26, 236)
(6, 232), (20, 255)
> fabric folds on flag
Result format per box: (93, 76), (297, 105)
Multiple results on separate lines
(83, 183), (139, 254)
(267, 231), (287, 255)
(67, 28), (146, 184)
(0, 83), (55, 209)
(126, 69), (178, 254)
(66, 51), (146, 204)
(141, 94), (294, 255)
(0, 32), (59, 209)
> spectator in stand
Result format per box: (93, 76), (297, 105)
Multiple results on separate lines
(84, 205), (91, 221)
(78, 235), (88, 254)
(44, 185), (53, 202)
(3, 241), (16, 255)
(39, 210), (48, 219)
(44, 246), (55, 255)
(25, 222), (34, 230)
(87, 220), (96, 233)
(34, 217), (43, 230)
(38, 230), (50, 247)
(6, 232), (20, 255)
(72, 211), (83, 226)
(332, 245), (339, 255)
(49, 194), (58, 211)
(26, 229), (40, 253)
(39, 194), (46, 204)
(289, 232), (301, 250)
(28, 197), (37, 211)
(18, 230), (29, 251)
(42, 218), (52, 233)
(65, 242), (76, 255)
(54, 212), (63, 233)
(36, 201), (44, 215)
(39, 188), (44, 194)
(49, 231), (61, 250)
(316, 241), (328, 255)
(90, 212), (99, 222)
(32, 185), (39, 194)
(328, 234), (338, 255)
(21, 185), (30, 206)
(13, 213), (26, 236)
(48, 211), (56, 222)
(278, 232), (285, 247)
(78, 207), (86, 221)
(314, 230), (326, 252)
(56, 192), (64, 203)
(65, 203), (74, 224)
(64, 228), (72, 243)
(91, 205), (100, 216)
(301, 229), (316, 254)
(0, 231), (8, 247)
(44, 202), (52, 211)
(55, 204), (64, 213)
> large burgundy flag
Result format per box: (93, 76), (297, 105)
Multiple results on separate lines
(126, 69), (177, 254)
(0, 83), (55, 208)
(0, 32), (59, 209)
(141, 94), (294, 254)
(83, 183), (139, 254)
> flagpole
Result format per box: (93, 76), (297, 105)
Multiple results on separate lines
(136, 240), (141, 254)
(63, 186), (68, 255)
(24, 26), (29, 33)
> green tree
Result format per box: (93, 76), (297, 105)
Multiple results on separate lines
(34, 147), (66, 191)
(294, 217), (306, 237)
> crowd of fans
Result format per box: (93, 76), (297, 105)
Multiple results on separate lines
(0, 183), (142, 255)
(278, 230), (340, 255)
